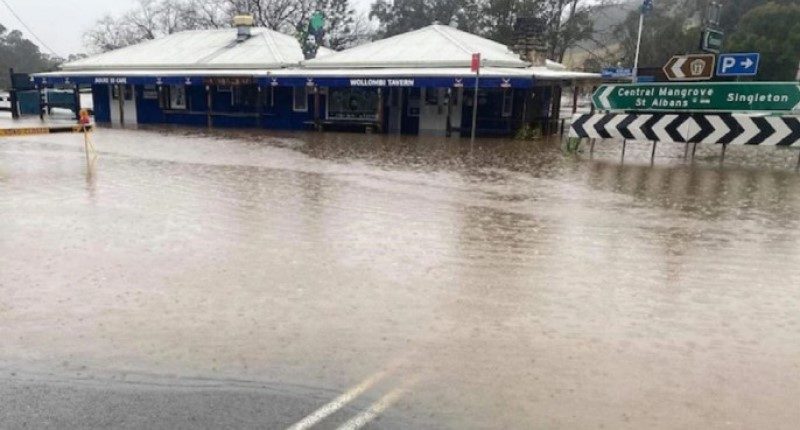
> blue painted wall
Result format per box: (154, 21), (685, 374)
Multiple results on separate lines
(136, 86), (164, 124)
(460, 89), (516, 136)
(89, 83), (522, 136)
(261, 87), (317, 131)
(92, 85), (110, 123)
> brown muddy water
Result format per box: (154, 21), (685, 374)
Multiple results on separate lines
(1, 127), (799, 429)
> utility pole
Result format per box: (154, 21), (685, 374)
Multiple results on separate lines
(632, 0), (654, 83)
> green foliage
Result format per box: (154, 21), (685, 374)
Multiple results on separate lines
(0, 24), (60, 88)
(564, 137), (582, 153)
(370, 0), (595, 61)
(515, 123), (541, 141)
(613, 0), (700, 68)
(610, 0), (800, 78)
(728, 2), (800, 81)
(370, 0), (483, 37)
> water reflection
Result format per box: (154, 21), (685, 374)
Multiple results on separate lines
(1, 127), (799, 429)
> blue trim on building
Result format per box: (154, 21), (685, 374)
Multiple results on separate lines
(34, 74), (533, 89)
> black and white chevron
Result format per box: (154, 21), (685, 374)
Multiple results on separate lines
(570, 113), (800, 146)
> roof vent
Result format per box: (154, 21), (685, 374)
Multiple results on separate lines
(234, 15), (255, 42)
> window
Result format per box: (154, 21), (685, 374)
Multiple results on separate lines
(425, 88), (439, 106)
(232, 85), (258, 109)
(143, 85), (158, 100)
(169, 85), (187, 110)
(502, 89), (513, 117)
(293, 86), (308, 112)
(158, 85), (188, 110)
(406, 89), (420, 117)
(111, 85), (120, 100)
(327, 88), (379, 120)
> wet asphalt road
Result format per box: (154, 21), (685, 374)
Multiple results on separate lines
(0, 374), (414, 429)
(1, 126), (800, 429)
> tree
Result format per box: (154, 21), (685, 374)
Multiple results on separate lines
(612, 0), (700, 69)
(0, 24), (61, 88)
(728, 2), (800, 81)
(370, 0), (483, 38)
(85, 0), (371, 55)
(370, 0), (595, 63)
(84, 0), (230, 52)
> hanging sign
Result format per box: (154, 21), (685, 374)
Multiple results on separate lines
(471, 53), (481, 73)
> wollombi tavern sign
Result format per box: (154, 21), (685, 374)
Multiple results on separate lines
(593, 83), (800, 112)
(350, 79), (415, 87)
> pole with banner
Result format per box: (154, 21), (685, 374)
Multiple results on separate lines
(632, 0), (654, 83)
(471, 53), (480, 142)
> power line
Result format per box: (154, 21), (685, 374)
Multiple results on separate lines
(0, 0), (62, 57)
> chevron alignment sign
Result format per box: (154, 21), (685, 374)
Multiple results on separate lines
(569, 113), (800, 146)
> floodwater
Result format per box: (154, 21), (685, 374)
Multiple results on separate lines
(1, 126), (799, 429)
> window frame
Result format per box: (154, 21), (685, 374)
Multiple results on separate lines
(293, 86), (309, 112)
(501, 89), (513, 118)
(159, 85), (188, 111)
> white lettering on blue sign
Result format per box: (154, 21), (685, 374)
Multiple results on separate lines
(350, 79), (414, 87)
(94, 77), (128, 84)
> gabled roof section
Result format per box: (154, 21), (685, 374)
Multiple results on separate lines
(62, 28), (303, 71)
(303, 24), (529, 69)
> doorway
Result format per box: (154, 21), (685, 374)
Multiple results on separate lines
(109, 84), (137, 126)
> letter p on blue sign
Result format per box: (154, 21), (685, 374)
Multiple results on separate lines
(717, 53), (760, 77)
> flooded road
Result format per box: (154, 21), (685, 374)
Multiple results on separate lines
(1, 127), (799, 429)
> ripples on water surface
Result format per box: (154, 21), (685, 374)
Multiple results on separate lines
(1, 127), (799, 429)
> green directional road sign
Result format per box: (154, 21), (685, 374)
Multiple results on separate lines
(593, 82), (800, 112)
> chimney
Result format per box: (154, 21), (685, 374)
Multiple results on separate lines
(234, 14), (255, 42)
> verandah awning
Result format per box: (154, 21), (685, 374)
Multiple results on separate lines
(32, 67), (539, 89)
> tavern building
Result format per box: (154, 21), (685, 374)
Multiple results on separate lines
(33, 17), (598, 137)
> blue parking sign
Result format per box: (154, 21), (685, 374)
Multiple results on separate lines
(601, 67), (633, 79)
(717, 53), (760, 77)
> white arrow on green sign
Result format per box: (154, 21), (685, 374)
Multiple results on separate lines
(593, 82), (800, 112)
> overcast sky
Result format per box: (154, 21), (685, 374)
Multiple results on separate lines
(0, 0), (373, 57)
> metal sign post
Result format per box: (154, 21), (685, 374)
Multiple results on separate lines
(470, 53), (480, 142)
(632, 0), (654, 83)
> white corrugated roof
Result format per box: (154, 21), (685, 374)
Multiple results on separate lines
(62, 28), (303, 71)
(303, 25), (530, 69)
(33, 66), (599, 82)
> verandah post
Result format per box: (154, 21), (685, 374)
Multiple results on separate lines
(118, 84), (125, 125)
(73, 84), (81, 122)
(314, 86), (321, 131)
(376, 87), (384, 133)
(205, 85), (212, 129)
